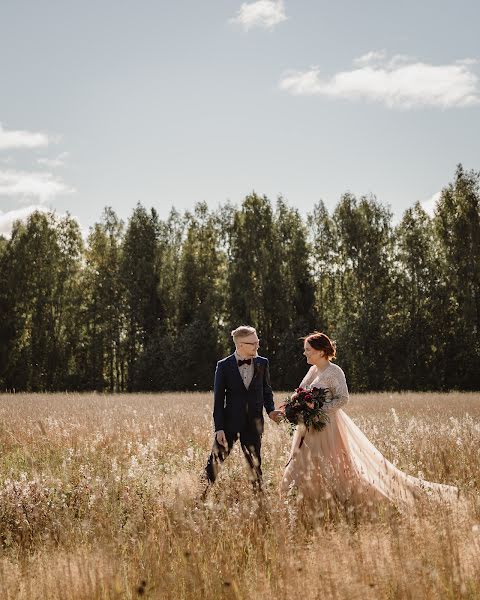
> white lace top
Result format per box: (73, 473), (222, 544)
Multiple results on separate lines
(300, 362), (349, 413)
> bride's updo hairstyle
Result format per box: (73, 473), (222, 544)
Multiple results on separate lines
(304, 331), (336, 360)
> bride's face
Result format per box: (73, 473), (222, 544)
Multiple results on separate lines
(303, 341), (324, 365)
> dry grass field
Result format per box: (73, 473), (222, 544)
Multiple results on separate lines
(0, 391), (480, 599)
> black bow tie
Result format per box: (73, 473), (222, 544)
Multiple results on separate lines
(238, 358), (252, 366)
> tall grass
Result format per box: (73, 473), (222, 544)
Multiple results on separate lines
(0, 392), (479, 599)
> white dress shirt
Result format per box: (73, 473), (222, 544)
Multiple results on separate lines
(235, 351), (256, 389)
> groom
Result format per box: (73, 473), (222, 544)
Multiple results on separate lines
(203, 325), (282, 492)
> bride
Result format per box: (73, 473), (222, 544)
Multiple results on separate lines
(281, 332), (460, 511)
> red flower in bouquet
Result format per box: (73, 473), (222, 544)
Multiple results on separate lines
(280, 386), (330, 432)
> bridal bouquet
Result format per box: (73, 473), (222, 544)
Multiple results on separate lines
(280, 386), (330, 432)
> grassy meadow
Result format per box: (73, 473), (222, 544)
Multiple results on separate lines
(0, 391), (480, 599)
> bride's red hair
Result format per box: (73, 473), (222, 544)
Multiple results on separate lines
(303, 331), (336, 360)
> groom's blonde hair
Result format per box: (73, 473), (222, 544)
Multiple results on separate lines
(231, 325), (257, 342)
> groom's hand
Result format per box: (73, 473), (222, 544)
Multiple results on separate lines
(215, 430), (228, 449)
(268, 410), (283, 424)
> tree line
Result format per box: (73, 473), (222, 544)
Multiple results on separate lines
(0, 164), (478, 393)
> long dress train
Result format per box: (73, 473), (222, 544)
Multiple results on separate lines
(281, 363), (460, 511)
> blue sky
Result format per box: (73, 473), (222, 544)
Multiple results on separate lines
(1, 0), (479, 236)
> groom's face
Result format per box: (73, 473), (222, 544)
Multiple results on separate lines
(236, 334), (260, 358)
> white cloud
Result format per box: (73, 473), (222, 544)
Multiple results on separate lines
(0, 122), (50, 150)
(353, 50), (387, 67)
(0, 170), (74, 203)
(0, 125), (73, 235)
(421, 191), (441, 216)
(231, 0), (287, 30)
(0, 205), (85, 239)
(37, 152), (70, 168)
(456, 58), (479, 66)
(279, 52), (480, 109)
(0, 205), (49, 237)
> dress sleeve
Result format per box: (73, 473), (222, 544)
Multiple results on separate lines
(299, 366), (317, 388)
(322, 366), (349, 413)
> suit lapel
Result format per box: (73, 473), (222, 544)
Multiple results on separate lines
(228, 354), (245, 388)
(248, 357), (261, 389)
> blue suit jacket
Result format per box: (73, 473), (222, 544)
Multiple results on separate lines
(213, 354), (274, 435)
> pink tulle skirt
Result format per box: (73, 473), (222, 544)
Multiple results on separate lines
(281, 409), (460, 510)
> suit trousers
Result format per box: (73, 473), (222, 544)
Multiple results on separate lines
(205, 430), (262, 489)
